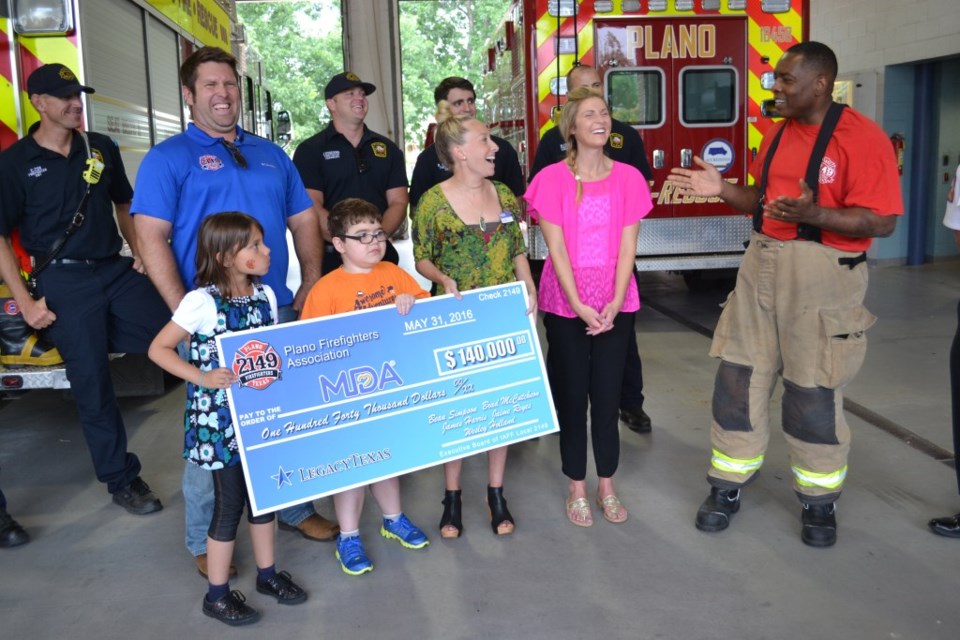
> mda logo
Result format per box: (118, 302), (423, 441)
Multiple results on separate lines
(319, 361), (403, 402)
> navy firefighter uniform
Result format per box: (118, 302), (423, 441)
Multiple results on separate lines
(293, 123), (408, 273)
(0, 129), (169, 496)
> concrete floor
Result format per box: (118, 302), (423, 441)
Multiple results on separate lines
(2, 259), (959, 640)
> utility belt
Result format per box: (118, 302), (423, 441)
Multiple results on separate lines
(750, 235), (867, 270)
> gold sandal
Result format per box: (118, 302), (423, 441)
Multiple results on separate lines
(566, 497), (593, 527)
(597, 495), (629, 524)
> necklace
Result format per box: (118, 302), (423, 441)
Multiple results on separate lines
(453, 180), (490, 231)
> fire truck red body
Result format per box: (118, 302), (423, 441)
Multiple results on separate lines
(481, 0), (809, 273)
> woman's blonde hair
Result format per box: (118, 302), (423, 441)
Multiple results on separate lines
(558, 87), (610, 202)
(433, 100), (473, 170)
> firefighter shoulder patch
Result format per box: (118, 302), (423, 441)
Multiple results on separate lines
(609, 133), (624, 149)
(371, 141), (388, 158)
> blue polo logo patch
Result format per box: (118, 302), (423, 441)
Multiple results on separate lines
(199, 155), (224, 171)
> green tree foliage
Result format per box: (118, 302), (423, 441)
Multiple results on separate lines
(236, 1), (511, 148)
(236, 1), (343, 146)
(400, 0), (511, 146)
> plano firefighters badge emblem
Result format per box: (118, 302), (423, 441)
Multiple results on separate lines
(371, 141), (387, 158)
(232, 339), (282, 390)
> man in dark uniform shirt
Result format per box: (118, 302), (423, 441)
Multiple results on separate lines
(529, 64), (654, 434)
(409, 76), (525, 213)
(0, 65), (168, 526)
(293, 72), (408, 274)
(529, 65), (653, 182)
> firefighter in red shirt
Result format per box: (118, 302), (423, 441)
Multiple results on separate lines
(668, 41), (902, 547)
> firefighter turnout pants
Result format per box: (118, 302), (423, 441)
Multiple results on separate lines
(707, 234), (876, 504)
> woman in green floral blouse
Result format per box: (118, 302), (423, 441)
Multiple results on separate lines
(413, 102), (536, 539)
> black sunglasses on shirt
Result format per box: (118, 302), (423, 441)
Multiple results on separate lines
(220, 138), (248, 169)
(355, 147), (369, 174)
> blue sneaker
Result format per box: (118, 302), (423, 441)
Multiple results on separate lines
(380, 514), (430, 549)
(335, 535), (373, 576)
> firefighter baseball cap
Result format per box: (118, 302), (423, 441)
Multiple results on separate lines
(27, 64), (95, 98)
(324, 72), (376, 99)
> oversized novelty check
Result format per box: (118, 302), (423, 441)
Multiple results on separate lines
(217, 282), (558, 516)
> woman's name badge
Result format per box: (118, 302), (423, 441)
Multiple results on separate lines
(499, 211), (514, 224)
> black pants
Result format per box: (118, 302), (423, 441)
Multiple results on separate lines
(620, 317), (645, 410)
(322, 240), (399, 275)
(37, 257), (168, 493)
(951, 301), (960, 495)
(544, 311), (632, 480)
(208, 464), (274, 542)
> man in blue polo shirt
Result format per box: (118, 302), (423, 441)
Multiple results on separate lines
(293, 72), (408, 275)
(132, 46), (334, 578)
(0, 64), (167, 528)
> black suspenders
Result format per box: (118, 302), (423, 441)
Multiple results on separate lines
(755, 102), (847, 243)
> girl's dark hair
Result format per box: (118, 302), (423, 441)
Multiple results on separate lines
(195, 212), (264, 297)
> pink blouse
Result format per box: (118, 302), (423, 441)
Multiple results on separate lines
(524, 161), (652, 318)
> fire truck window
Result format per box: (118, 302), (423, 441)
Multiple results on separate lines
(606, 69), (663, 127)
(681, 68), (737, 126)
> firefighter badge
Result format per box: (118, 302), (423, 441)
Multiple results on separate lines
(609, 133), (624, 149)
(371, 141), (388, 158)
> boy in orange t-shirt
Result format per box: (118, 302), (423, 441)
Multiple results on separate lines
(301, 198), (430, 576)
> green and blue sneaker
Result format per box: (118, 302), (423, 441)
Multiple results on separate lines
(335, 534), (373, 576)
(380, 514), (430, 549)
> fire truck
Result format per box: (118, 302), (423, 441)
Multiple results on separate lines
(481, 0), (809, 280)
(0, 0), (279, 393)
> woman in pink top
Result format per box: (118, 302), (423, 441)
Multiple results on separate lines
(525, 87), (652, 527)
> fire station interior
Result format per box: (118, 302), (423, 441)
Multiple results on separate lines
(3, 4), (960, 639)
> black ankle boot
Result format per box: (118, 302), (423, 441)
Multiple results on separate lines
(801, 502), (837, 547)
(487, 486), (515, 535)
(695, 487), (741, 532)
(0, 508), (29, 548)
(439, 489), (462, 538)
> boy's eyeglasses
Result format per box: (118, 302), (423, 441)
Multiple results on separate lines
(355, 148), (369, 174)
(340, 230), (387, 245)
(220, 139), (248, 169)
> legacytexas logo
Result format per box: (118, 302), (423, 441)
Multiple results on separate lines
(231, 339), (282, 390)
(319, 361), (403, 403)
